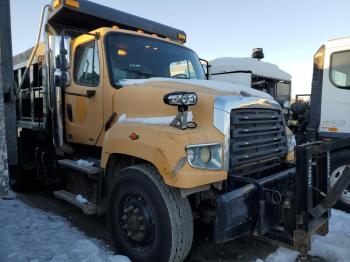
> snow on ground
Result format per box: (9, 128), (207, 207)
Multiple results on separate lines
(259, 209), (350, 262)
(0, 195), (130, 262)
(2, 191), (350, 262)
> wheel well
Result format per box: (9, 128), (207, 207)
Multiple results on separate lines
(331, 146), (350, 156)
(105, 153), (157, 194)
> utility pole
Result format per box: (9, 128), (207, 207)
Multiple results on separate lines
(0, 0), (17, 196)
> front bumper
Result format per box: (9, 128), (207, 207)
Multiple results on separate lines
(214, 139), (350, 253)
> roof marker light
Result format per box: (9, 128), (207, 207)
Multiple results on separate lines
(53, 0), (61, 8)
(177, 33), (186, 42)
(65, 0), (80, 9)
(117, 49), (127, 56)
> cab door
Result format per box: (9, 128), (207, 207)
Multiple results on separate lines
(65, 37), (104, 145)
(320, 44), (350, 135)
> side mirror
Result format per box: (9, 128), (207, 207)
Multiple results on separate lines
(54, 69), (71, 87)
(199, 58), (210, 80)
(49, 35), (71, 69)
(49, 35), (72, 87)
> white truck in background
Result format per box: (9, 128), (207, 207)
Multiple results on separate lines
(204, 43), (350, 212)
(206, 48), (292, 109)
(306, 36), (350, 211)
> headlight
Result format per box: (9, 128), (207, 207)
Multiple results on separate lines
(186, 143), (222, 170)
(163, 92), (198, 106)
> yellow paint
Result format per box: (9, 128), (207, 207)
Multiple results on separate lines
(64, 33), (104, 145)
(328, 127), (338, 132)
(65, 0), (80, 8)
(53, 0), (61, 8)
(75, 97), (87, 122)
(101, 123), (227, 188)
(286, 151), (295, 162)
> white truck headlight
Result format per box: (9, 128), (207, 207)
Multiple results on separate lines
(287, 133), (296, 153)
(186, 143), (222, 170)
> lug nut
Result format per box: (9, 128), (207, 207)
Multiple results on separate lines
(137, 216), (144, 221)
(122, 215), (128, 220)
(133, 208), (139, 214)
(139, 225), (146, 231)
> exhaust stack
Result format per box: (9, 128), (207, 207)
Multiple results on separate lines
(252, 48), (264, 60)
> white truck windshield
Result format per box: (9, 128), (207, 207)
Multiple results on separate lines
(106, 33), (205, 86)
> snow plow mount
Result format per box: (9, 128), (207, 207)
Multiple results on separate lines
(214, 138), (350, 255)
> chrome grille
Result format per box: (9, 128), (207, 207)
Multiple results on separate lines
(229, 108), (287, 176)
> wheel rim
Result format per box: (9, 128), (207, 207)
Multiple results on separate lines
(118, 193), (155, 251)
(330, 165), (350, 205)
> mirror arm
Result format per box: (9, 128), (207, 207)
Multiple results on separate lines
(199, 58), (211, 80)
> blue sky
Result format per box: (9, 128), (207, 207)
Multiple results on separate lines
(9, 0), (350, 96)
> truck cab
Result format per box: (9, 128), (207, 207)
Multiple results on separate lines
(307, 36), (350, 211)
(11, 1), (350, 261)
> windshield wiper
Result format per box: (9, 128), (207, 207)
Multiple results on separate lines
(122, 68), (159, 78)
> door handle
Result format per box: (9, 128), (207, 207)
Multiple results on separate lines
(86, 90), (96, 98)
(67, 104), (73, 121)
(64, 90), (96, 98)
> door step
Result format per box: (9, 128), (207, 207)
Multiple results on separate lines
(58, 159), (103, 175)
(53, 190), (97, 215)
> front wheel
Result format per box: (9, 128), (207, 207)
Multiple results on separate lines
(330, 150), (350, 212)
(108, 164), (193, 262)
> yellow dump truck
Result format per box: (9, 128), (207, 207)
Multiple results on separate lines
(11, 1), (350, 261)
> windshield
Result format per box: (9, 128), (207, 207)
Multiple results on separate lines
(106, 33), (205, 86)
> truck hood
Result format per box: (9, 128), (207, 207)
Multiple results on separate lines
(113, 78), (275, 127)
(118, 78), (272, 99)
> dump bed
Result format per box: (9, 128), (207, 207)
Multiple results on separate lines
(13, 43), (48, 131)
(48, 0), (186, 42)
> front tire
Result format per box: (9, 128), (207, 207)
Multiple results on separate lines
(330, 150), (350, 212)
(108, 164), (193, 262)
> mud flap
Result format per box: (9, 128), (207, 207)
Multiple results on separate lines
(214, 184), (258, 243)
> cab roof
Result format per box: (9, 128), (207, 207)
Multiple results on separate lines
(48, 0), (186, 43)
